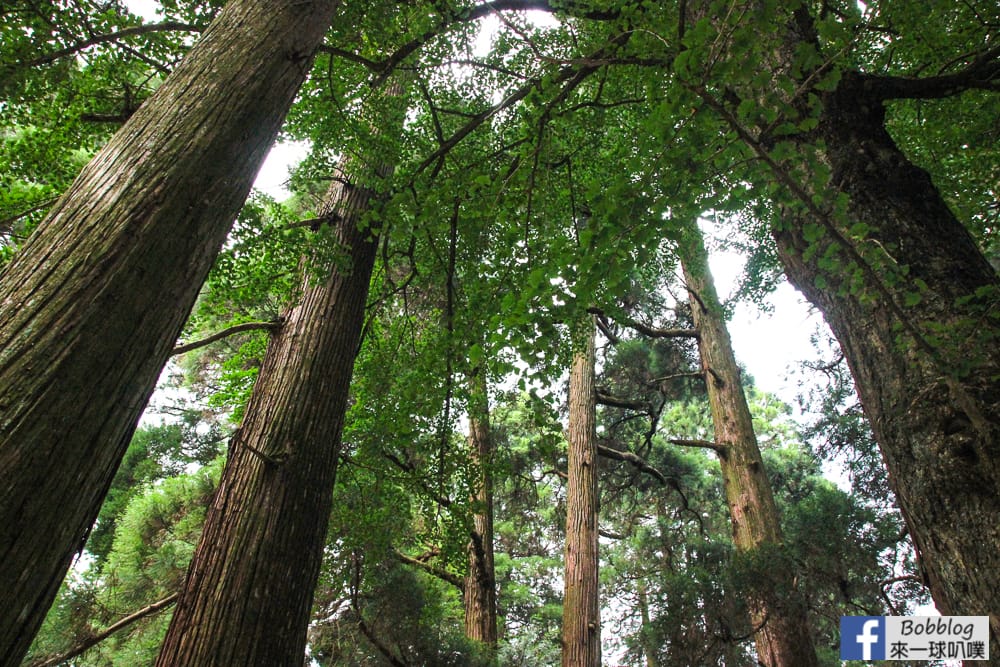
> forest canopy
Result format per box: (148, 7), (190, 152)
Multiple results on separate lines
(0, 0), (996, 665)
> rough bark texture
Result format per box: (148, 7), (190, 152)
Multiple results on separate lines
(156, 163), (382, 665)
(773, 73), (1000, 653)
(562, 319), (601, 667)
(681, 224), (818, 667)
(0, 3), (337, 664)
(464, 373), (498, 647)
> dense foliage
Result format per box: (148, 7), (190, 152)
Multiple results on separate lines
(3, 0), (995, 664)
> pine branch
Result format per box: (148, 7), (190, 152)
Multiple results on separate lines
(26, 593), (178, 667)
(171, 320), (282, 356)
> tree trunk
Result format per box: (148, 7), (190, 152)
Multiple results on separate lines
(562, 318), (601, 667)
(464, 371), (498, 648)
(156, 154), (385, 664)
(766, 14), (1000, 653)
(0, 3), (337, 664)
(680, 223), (818, 667)
(637, 579), (659, 667)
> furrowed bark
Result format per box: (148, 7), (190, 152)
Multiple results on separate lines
(765, 9), (1000, 654)
(156, 77), (403, 665)
(680, 222), (818, 667)
(562, 318), (601, 667)
(463, 371), (498, 648)
(156, 166), (384, 664)
(0, 2), (338, 664)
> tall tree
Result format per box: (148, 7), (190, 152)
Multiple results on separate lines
(0, 2), (338, 663)
(562, 317), (601, 667)
(156, 79), (404, 665)
(464, 370), (498, 648)
(729, 4), (1000, 642)
(678, 221), (817, 667)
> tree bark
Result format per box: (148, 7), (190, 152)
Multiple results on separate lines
(464, 371), (499, 648)
(156, 152), (386, 664)
(637, 579), (660, 667)
(680, 223), (818, 667)
(764, 11), (1000, 653)
(0, 3), (337, 664)
(562, 318), (601, 667)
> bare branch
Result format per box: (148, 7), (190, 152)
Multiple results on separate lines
(26, 593), (179, 667)
(669, 438), (726, 455)
(171, 320), (282, 356)
(865, 44), (1000, 99)
(596, 390), (649, 411)
(597, 444), (666, 483)
(14, 22), (203, 69)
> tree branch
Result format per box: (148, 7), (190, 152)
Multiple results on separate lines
(864, 44), (1000, 99)
(171, 320), (282, 356)
(14, 22), (203, 69)
(414, 36), (626, 175)
(587, 307), (698, 339)
(669, 438), (726, 455)
(596, 390), (649, 411)
(394, 550), (464, 590)
(26, 593), (179, 667)
(597, 444), (666, 483)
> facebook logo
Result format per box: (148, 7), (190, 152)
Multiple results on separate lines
(841, 616), (886, 660)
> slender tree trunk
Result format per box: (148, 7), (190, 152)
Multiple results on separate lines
(562, 318), (601, 667)
(637, 579), (659, 667)
(156, 131), (397, 662)
(464, 371), (498, 648)
(766, 11), (1000, 652)
(679, 223), (818, 667)
(0, 3), (337, 664)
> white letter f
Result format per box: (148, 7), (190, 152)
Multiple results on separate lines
(856, 619), (880, 660)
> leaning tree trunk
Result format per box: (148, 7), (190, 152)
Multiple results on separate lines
(156, 156), (387, 665)
(772, 80), (1000, 649)
(464, 370), (498, 648)
(680, 223), (818, 667)
(0, 3), (337, 664)
(762, 10), (1000, 652)
(562, 318), (601, 667)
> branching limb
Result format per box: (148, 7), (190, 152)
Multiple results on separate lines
(26, 593), (179, 667)
(864, 44), (1000, 99)
(669, 438), (726, 455)
(597, 444), (666, 483)
(393, 549), (464, 590)
(595, 390), (649, 412)
(13, 22), (203, 69)
(171, 320), (283, 356)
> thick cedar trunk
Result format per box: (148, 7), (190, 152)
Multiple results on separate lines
(464, 372), (498, 647)
(745, 8), (1000, 654)
(156, 162), (382, 665)
(773, 75), (1000, 653)
(680, 224), (818, 667)
(0, 3), (337, 663)
(562, 319), (601, 667)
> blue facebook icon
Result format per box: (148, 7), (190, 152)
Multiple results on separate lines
(841, 616), (886, 660)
